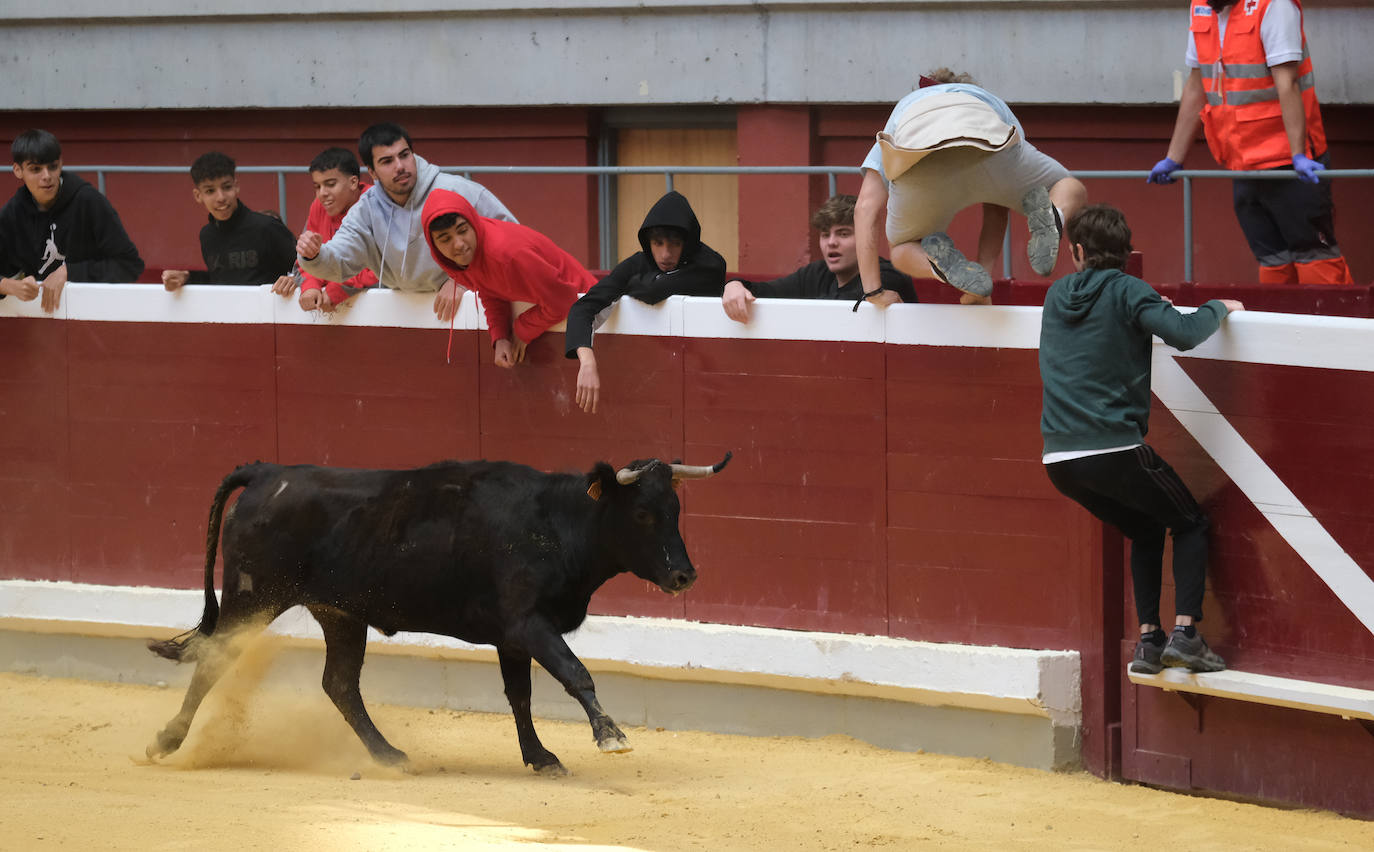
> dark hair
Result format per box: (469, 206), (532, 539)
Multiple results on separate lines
(190, 151), (236, 185)
(427, 212), (461, 233)
(644, 226), (685, 244)
(357, 123), (412, 169)
(810, 195), (857, 231)
(11, 129), (62, 166)
(1066, 204), (1133, 271)
(309, 146), (361, 178)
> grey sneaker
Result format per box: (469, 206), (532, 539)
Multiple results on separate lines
(921, 232), (993, 297)
(1161, 629), (1227, 673)
(1129, 640), (1165, 675)
(1021, 186), (1062, 276)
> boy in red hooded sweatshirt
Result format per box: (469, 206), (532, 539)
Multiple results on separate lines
(422, 188), (596, 367)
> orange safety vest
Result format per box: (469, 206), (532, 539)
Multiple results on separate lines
(1190, 0), (1327, 171)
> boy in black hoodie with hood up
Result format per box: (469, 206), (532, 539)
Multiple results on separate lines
(565, 190), (726, 413)
(1039, 204), (1242, 676)
(0, 129), (144, 312)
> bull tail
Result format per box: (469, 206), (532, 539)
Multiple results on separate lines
(147, 465), (259, 662)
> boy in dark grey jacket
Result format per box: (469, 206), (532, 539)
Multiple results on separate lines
(1039, 204), (1243, 674)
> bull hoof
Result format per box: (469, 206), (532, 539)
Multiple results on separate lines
(533, 760), (569, 777)
(597, 736), (632, 754)
(372, 746), (409, 768)
(146, 730), (183, 761)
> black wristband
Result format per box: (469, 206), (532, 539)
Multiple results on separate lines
(852, 287), (885, 312)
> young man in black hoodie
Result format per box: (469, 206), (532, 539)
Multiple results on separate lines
(1039, 204), (1243, 674)
(721, 194), (918, 323)
(565, 190), (727, 413)
(161, 152), (296, 290)
(0, 129), (144, 311)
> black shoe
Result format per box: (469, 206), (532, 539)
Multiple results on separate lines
(1129, 639), (1164, 674)
(1161, 629), (1226, 673)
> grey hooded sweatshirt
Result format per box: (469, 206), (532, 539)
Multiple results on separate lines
(297, 154), (516, 293)
(1038, 267), (1228, 455)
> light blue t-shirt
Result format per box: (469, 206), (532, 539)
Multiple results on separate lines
(861, 84), (1025, 181)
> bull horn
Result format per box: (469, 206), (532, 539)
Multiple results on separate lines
(615, 466), (645, 485)
(669, 451), (732, 481)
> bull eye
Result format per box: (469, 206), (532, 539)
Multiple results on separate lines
(633, 508), (655, 527)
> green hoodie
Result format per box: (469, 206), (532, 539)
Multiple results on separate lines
(1039, 267), (1227, 455)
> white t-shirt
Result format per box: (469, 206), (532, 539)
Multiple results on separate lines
(861, 84), (1024, 180)
(1185, 0), (1304, 68)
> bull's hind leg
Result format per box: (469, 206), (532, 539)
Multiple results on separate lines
(307, 606), (408, 767)
(497, 646), (566, 776)
(147, 609), (272, 761)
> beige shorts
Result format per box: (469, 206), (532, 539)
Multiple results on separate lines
(884, 141), (1071, 246)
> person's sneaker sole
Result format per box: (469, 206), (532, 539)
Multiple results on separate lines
(921, 233), (993, 297)
(1129, 659), (1163, 675)
(1022, 186), (1061, 276)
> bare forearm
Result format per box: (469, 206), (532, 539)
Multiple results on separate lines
(1166, 70), (1207, 164)
(1272, 63), (1308, 157)
(855, 170), (888, 294)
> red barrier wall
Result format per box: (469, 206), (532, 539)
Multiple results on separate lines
(3, 301), (1373, 815)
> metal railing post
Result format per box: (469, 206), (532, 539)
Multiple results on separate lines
(97, 171), (106, 195)
(277, 171), (288, 226)
(1003, 226), (1012, 279)
(828, 172), (837, 198)
(665, 172), (674, 193)
(1183, 176), (1194, 282)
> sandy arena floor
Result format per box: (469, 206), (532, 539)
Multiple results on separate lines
(2, 646), (1371, 851)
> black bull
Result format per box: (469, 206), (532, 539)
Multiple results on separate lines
(146, 452), (730, 775)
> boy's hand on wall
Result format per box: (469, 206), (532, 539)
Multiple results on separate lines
(271, 275), (298, 296)
(40, 264), (67, 312)
(722, 280), (755, 323)
(161, 270), (189, 292)
(432, 280), (463, 322)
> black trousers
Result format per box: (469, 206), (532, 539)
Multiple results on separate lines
(1232, 152), (1342, 267)
(1046, 445), (1210, 626)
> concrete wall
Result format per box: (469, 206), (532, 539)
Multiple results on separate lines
(5, 2), (1371, 109)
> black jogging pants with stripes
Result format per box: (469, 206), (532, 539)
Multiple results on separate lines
(1045, 444), (1209, 627)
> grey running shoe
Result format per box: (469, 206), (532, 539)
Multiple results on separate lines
(1021, 186), (1062, 276)
(921, 232), (993, 297)
(1129, 639), (1165, 675)
(1161, 629), (1227, 673)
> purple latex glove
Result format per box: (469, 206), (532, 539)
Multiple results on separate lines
(1147, 157), (1182, 184)
(1293, 153), (1325, 184)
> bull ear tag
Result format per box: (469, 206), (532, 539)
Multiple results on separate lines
(586, 480), (603, 501)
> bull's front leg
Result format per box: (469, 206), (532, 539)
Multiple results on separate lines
(522, 626), (631, 755)
(496, 646), (567, 776)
